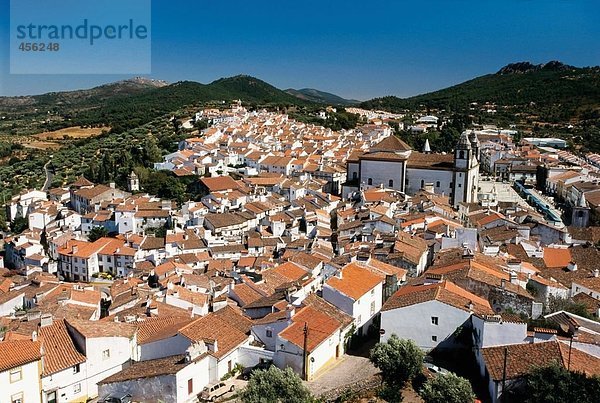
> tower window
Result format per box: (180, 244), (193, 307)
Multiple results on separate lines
(459, 151), (465, 159)
(389, 179), (394, 187)
(420, 180), (425, 188)
(368, 178), (373, 185)
(352, 172), (357, 179)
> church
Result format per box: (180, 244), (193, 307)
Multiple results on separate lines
(344, 132), (480, 208)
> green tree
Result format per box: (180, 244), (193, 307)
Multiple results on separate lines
(420, 373), (475, 403)
(10, 217), (29, 234)
(88, 226), (109, 242)
(240, 366), (314, 403)
(507, 364), (600, 403)
(370, 335), (424, 388)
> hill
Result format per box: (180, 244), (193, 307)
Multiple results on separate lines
(360, 61), (600, 122)
(0, 75), (314, 134)
(285, 88), (359, 105)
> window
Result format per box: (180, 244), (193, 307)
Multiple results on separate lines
(357, 315), (362, 325)
(74, 383), (81, 394)
(73, 363), (80, 374)
(370, 301), (376, 316)
(388, 179), (394, 187)
(436, 181), (440, 188)
(459, 151), (465, 159)
(431, 317), (439, 325)
(102, 349), (110, 360)
(420, 179), (425, 188)
(47, 391), (57, 403)
(11, 393), (23, 403)
(9, 367), (22, 383)
(188, 378), (194, 394)
(432, 335), (438, 342)
(352, 172), (357, 179)
(371, 289), (375, 295)
(368, 178), (373, 185)
(458, 183), (462, 188)
(266, 329), (273, 338)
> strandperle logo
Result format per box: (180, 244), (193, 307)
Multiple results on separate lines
(10, 0), (151, 74)
(15, 19), (149, 46)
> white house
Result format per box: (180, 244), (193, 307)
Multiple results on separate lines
(323, 262), (384, 335)
(0, 339), (43, 403)
(380, 280), (493, 350)
(98, 343), (211, 403)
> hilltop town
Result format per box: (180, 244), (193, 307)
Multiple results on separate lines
(3, 99), (600, 403)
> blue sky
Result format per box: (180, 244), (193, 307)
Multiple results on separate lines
(0, 0), (599, 99)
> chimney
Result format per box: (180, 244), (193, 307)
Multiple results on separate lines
(40, 313), (53, 327)
(507, 259), (521, 273)
(286, 304), (295, 319)
(501, 279), (506, 289)
(567, 261), (578, 272)
(336, 270), (343, 280)
(167, 281), (174, 290)
(424, 183), (435, 194)
(109, 182), (115, 189)
(31, 331), (38, 342)
(468, 301), (474, 312)
(510, 271), (518, 284)
(594, 269), (599, 278)
(228, 279), (235, 293)
(114, 315), (119, 322)
(71, 245), (79, 254)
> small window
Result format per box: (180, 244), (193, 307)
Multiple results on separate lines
(388, 179), (394, 187)
(420, 180), (425, 188)
(458, 183), (462, 188)
(10, 367), (22, 383)
(266, 329), (273, 338)
(188, 378), (194, 394)
(11, 393), (23, 403)
(73, 363), (80, 374)
(432, 335), (438, 342)
(357, 315), (362, 324)
(436, 181), (440, 188)
(459, 151), (465, 159)
(352, 172), (357, 179)
(370, 301), (376, 316)
(74, 383), (81, 394)
(47, 391), (57, 403)
(368, 178), (373, 185)
(102, 349), (110, 360)
(431, 317), (439, 325)
(371, 289), (375, 295)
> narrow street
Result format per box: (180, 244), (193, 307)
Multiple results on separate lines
(42, 157), (53, 191)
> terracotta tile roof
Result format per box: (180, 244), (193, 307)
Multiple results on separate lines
(279, 305), (341, 353)
(67, 319), (137, 339)
(0, 339), (42, 372)
(382, 280), (493, 315)
(38, 319), (86, 376)
(137, 317), (193, 345)
(231, 283), (264, 307)
(543, 247), (572, 269)
(325, 263), (383, 300)
(273, 262), (311, 282)
(179, 312), (249, 359)
(98, 354), (197, 384)
(200, 176), (243, 192)
(482, 340), (600, 381)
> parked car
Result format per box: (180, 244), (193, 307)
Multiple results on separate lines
(100, 393), (132, 403)
(424, 362), (450, 375)
(200, 381), (235, 401)
(241, 360), (273, 380)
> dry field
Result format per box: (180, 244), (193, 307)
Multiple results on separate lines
(33, 126), (109, 140)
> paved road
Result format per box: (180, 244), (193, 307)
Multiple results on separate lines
(305, 354), (380, 397)
(42, 159), (53, 191)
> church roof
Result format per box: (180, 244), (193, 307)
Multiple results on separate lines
(372, 135), (412, 152)
(407, 152), (454, 170)
(456, 132), (472, 149)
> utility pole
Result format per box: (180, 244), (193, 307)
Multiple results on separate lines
(501, 346), (508, 402)
(302, 322), (309, 381)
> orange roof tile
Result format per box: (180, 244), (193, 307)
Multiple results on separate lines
(325, 264), (383, 300)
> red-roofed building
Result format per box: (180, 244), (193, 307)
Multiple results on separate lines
(0, 339), (43, 403)
(323, 263), (384, 335)
(380, 281), (494, 350)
